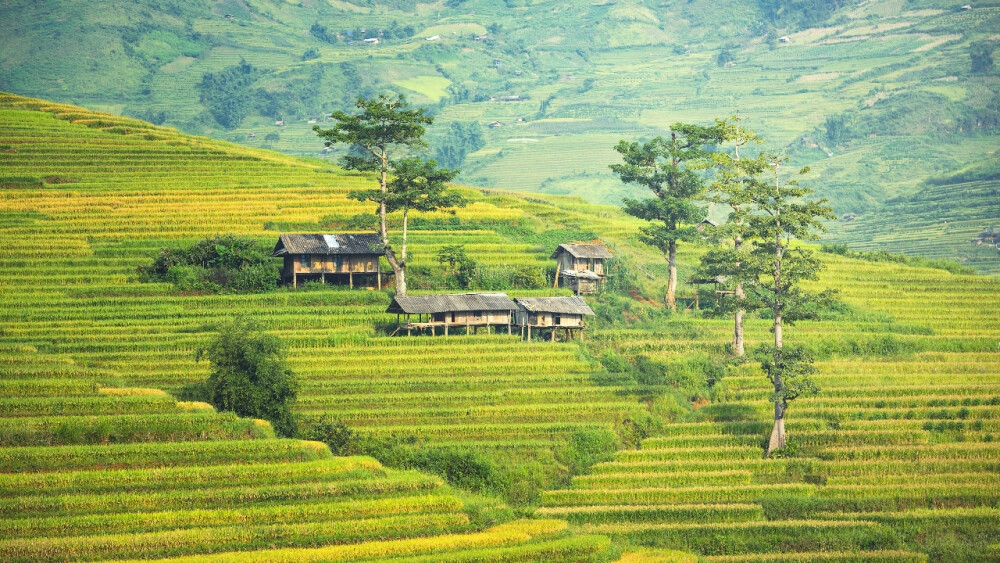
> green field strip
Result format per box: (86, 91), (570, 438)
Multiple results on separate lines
(0, 457), (383, 498)
(0, 412), (274, 447)
(0, 439), (332, 473)
(0, 493), (461, 539)
(0, 513), (471, 563)
(110, 518), (569, 563)
(2, 470), (442, 518)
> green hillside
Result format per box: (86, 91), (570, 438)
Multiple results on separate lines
(2, 94), (1000, 561)
(2, 0), (999, 272)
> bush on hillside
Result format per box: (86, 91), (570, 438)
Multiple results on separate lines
(193, 317), (298, 437)
(138, 235), (280, 293)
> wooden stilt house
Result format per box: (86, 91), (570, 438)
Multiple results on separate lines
(551, 243), (612, 294)
(272, 234), (386, 289)
(514, 296), (595, 342)
(386, 293), (518, 336)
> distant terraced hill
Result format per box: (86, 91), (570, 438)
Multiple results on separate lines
(2, 0), (999, 271)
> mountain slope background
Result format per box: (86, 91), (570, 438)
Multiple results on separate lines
(1, 0), (998, 272)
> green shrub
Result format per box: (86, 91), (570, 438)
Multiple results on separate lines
(196, 317), (298, 437)
(138, 235), (279, 293)
(556, 428), (621, 475)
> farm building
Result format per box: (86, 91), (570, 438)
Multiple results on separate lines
(272, 234), (385, 289)
(386, 293), (517, 336)
(551, 243), (613, 294)
(514, 296), (595, 341)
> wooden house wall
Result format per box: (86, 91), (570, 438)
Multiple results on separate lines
(514, 309), (585, 327)
(556, 252), (605, 275)
(429, 310), (511, 326)
(289, 254), (379, 275)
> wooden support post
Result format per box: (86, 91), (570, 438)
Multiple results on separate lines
(445, 324), (448, 336)
(527, 326), (531, 341)
(321, 272), (325, 285)
(349, 271), (353, 289)
(376, 260), (381, 289)
(431, 325), (435, 336)
(293, 273), (297, 288)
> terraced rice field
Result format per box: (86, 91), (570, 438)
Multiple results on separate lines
(541, 259), (1000, 561)
(2, 93), (999, 561)
(0, 352), (615, 562)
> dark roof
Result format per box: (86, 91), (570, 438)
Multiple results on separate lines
(387, 293), (517, 314)
(514, 296), (594, 315)
(550, 243), (613, 259)
(272, 234), (383, 257)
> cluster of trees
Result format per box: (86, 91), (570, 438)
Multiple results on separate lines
(757, 0), (852, 28)
(198, 60), (261, 129)
(199, 61), (328, 128)
(433, 122), (486, 169)
(309, 21), (415, 44)
(138, 235), (279, 293)
(610, 116), (834, 455)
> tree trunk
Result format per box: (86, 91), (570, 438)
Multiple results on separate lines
(386, 249), (406, 295)
(666, 241), (677, 312)
(733, 291), (745, 357)
(378, 160), (388, 242)
(767, 403), (785, 456)
(733, 234), (745, 357)
(767, 229), (785, 456)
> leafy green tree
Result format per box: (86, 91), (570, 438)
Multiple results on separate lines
(313, 95), (433, 295)
(610, 124), (724, 310)
(698, 115), (764, 356)
(741, 157), (835, 454)
(196, 317), (298, 437)
(970, 41), (995, 74)
(437, 244), (477, 287)
(386, 157), (464, 280)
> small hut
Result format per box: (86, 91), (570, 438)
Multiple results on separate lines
(514, 296), (595, 341)
(386, 293), (517, 336)
(551, 243), (613, 294)
(272, 234), (385, 289)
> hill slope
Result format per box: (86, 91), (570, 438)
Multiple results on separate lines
(2, 0), (999, 271)
(2, 93), (999, 561)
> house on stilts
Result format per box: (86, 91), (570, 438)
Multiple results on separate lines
(551, 243), (612, 294)
(272, 233), (386, 288)
(386, 293), (518, 336)
(514, 296), (594, 341)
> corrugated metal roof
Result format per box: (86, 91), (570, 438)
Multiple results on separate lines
(272, 234), (383, 256)
(387, 293), (517, 314)
(561, 269), (601, 280)
(550, 243), (613, 259)
(514, 296), (595, 315)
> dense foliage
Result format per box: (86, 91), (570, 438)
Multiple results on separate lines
(195, 317), (298, 437)
(198, 60), (261, 129)
(138, 235), (280, 293)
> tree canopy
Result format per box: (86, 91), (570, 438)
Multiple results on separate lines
(196, 317), (298, 437)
